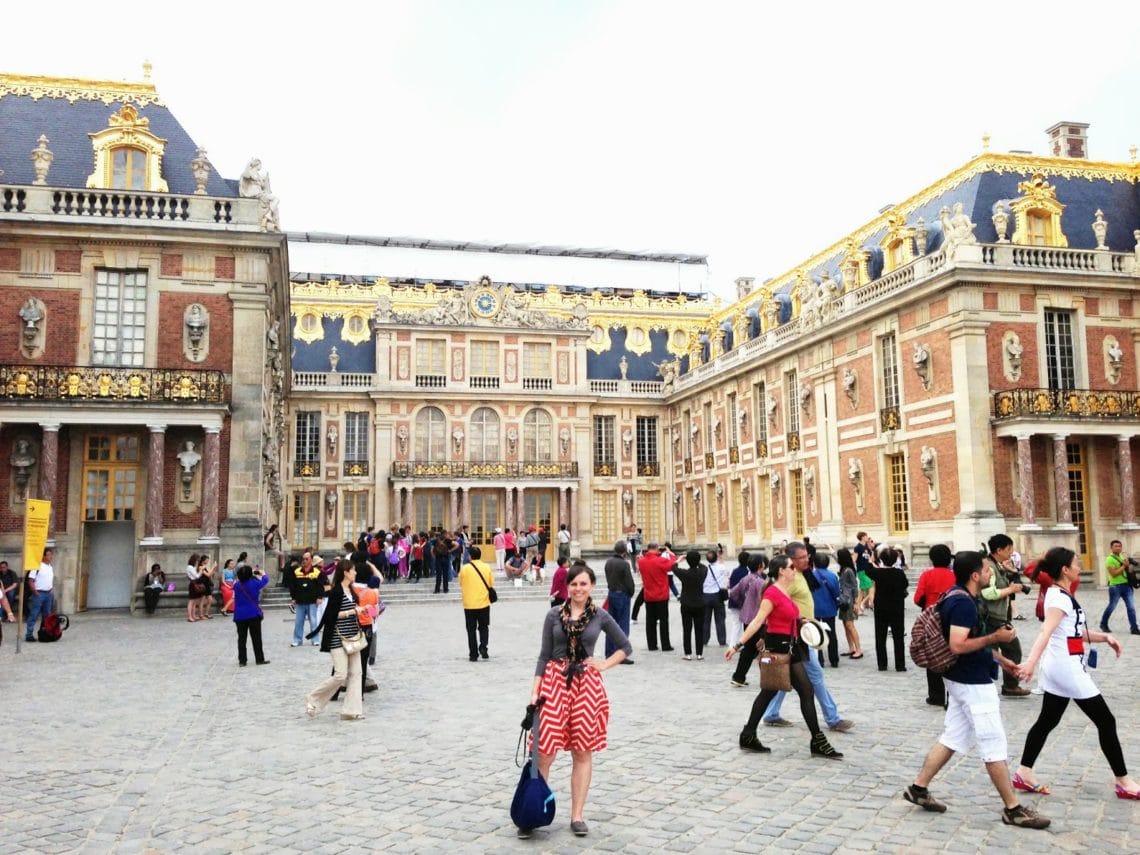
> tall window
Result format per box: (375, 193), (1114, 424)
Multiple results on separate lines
(683, 410), (693, 459)
(592, 491), (618, 543)
(415, 491), (446, 531)
(414, 406), (447, 460)
(292, 491), (320, 551)
(93, 269), (147, 367)
(757, 475), (772, 540)
(470, 341), (499, 377)
(111, 146), (147, 190)
(593, 415), (615, 471)
(1028, 212), (1050, 246)
(469, 407), (500, 462)
(637, 490), (661, 542)
(294, 411), (321, 475)
(342, 491), (369, 544)
(344, 412), (369, 465)
(83, 433), (140, 521)
(1044, 309), (1077, 390)
(880, 334), (900, 409)
(703, 401), (713, 448)
(753, 382), (768, 446)
(887, 453), (910, 535)
(415, 340), (447, 386)
(727, 393), (739, 448)
(791, 469), (806, 538)
(523, 343), (552, 390)
(784, 371), (800, 434)
(524, 408), (553, 461)
(635, 416), (658, 466)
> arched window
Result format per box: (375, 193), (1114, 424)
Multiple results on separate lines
(468, 407), (500, 462)
(414, 406), (446, 461)
(523, 408), (552, 461)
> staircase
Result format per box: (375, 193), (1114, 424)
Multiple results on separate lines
(260, 577), (611, 610)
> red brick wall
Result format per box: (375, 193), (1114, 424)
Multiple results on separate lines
(162, 425), (230, 529)
(902, 329), (952, 401)
(0, 248), (18, 271)
(161, 254), (183, 278)
(0, 288), (82, 364)
(1092, 436), (1121, 519)
(987, 322), (1038, 388)
(157, 293), (233, 370)
(55, 250), (82, 273)
(909, 434), (960, 521)
(214, 256), (235, 280)
(1086, 325), (1136, 391)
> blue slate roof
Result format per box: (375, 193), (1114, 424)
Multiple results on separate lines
(0, 92), (238, 197)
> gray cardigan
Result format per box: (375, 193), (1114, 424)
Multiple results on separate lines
(534, 607), (632, 676)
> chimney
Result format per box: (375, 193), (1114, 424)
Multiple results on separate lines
(1046, 121), (1090, 159)
(735, 276), (755, 300)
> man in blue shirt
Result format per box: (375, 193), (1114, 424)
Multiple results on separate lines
(902, 551), (1049, 829)
(811, 552), (841, 668)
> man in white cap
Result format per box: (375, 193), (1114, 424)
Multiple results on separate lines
(493, 527), (506, 574)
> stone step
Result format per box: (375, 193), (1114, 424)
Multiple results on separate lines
(261, 579), (611, 609)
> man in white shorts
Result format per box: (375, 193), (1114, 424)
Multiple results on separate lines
(902, 550), (1050, 830)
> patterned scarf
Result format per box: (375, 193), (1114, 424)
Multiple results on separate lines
(559, 598), (597, 685)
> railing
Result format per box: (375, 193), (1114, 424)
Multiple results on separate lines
(523, 377), (552, 391)
(630, 380), (665, 394)
(589, 378), (666, 396)
(415, 374), (447, 388)
(593, 460), (616, 477)
(1, 183), (261, 228)
(470, 375), (500, 390)
(880, 406), (901, 431)
(0, 364), (227, 403)
(786, 431), (800, 452)
(343, 461), (370, 477)
(637, 461), (660, 477)
(392, 460), (578, 479)
(292, 371), (374, 389)
(755, 439), (768, 459)
(590, 380), (619, 393)
(294, 461), (320, 478)
(993, 388), (1140, 420)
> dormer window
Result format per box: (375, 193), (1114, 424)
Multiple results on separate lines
(1026, 211), (1051, 246)
(1010, 173), (1067, 248)
(87, 104), (169, 193)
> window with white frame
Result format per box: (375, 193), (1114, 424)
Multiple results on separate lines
(636, 416), (658, 466)
(295, 411), (321, 467)
(784, 371), (800, 434)
(1044, 309), (1077, 391)
(524, 408), (553, 461)
(344, 412), (369, 464)
(880, 333), (900, 409)
(415, 406), (447, 460)
(469, 407), (500, 462)
(93, 269), (147, 367)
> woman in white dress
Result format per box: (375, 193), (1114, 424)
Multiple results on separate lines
(1014, 546), (1140, 799)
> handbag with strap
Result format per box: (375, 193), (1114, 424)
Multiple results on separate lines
(710, 565), (729, 603)
(234, 580), (263, 618)
(757, 645), (792, 692)
(470, 563), (498, 603)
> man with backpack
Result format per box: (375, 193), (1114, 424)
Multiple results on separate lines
(903, 551), (1049, 829)
(25, 547), (55, 643)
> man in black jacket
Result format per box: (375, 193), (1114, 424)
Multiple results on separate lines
(289, 551), (325, 647)
(604, 541), (636, 664)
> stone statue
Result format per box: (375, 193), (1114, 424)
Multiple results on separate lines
(842, 367), (858, 408)
(176, 440), (201, 501)
(329, 346), (339, 373)
(19, 297), (44, 354)
(940, 202), (977, 258)
(803, 467), (815, 499)
(190, 147), (211, 195)
(326, 423), (338, 456)
(238, 158), (281, 232)
(799, 383), (812, 411)
(992, 203), (1010, 243)
(452, 427), (464, 455)
(920, 446), (936, 486)
(847, 458), (862, 484)
(619, 355), (628, 380)
(31, 135), (53, 185)
(770, 472), (780, 491)
(325, 490), (338, 520)
(622, 490), (634, 507)
(654, 358), (678, 393)
(673, 489), (683, 507)
(912, 341), (931, 389)
(915, 217), (928, 255)
(764, 298), (779, 330)
(622, 428), (633, 455)
(506, 427), (519, 454)
(396, 425), (409, 455)
(1005, 334), (1024, 378)
(691, 484), (702, 503)
(9, 438), (36, 501)
(1092, 209), (1109, 251)
(559, 427), (571, 455)
(766, 395), (778, 425)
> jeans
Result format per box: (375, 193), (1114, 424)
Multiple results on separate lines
(293, 602), (319, 645)
(701, 593), (726, 646)
(1100, 583), (1137, 630)
(434, 556), (450, 593)
(26, 590), (53, 639)
(236, 616), (266, 664)
(605, 591), (631, 658)
(764, 646), (840, 727)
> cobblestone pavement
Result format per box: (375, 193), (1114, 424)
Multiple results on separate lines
(2, 580), (1137, 854)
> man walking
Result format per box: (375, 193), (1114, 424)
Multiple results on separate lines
(1100, 539), (1139, 634)
(637, 542), (674, 652)
(25, 547), (55, 642)
(604, 540), (635, 664)
(902, 550), (1049, 829)
(980, 534), (1029, 697)
(289, 551), (325, 647)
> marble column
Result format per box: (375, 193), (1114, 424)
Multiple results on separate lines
(559, 487), (568, 526)
(449, 487), (459, 530)
(517, 486), (526, 530)
(1015, 433), (1036, 527)
(458, 488), (469, 527)
(570, 487), (579, 535)
(39, 423), (60, 534)
(1052, 434), (1072, 526)
(505, 487), (515, 533)
(142, 424), (166, 543)
(1119, 436), (1136, 526)
(199, 426), (221, 544)
(406, 487), (416, 530)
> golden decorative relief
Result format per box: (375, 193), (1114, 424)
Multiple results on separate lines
(340, 312), (371, 345)
(0, 365), (225, 403)
(294, 312), (324, 344)
(1010, 173), (1068, 247)
(0, 73), (165, 107)
(86, 103), (169, 193)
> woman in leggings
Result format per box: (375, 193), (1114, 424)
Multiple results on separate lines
(1014, 546), (1140, 799)
(725, 555), (843, 760)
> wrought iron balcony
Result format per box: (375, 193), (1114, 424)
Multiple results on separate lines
(786, 431), (801, 452)
(392, 460), (579, 479)
(343, 461), (370, 477)
(880, 406), (901, 431)
(593, 460), (616, 477)
(755, 440), (768, 459)
(0, 364), (227, 403)
(295, 461), (320, 478)
(993, 388), (1140, 421)
(637, 461), (660, 477)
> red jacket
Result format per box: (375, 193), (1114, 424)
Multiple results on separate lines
(913, 566), (955, 608)
(639, 550), (675, 602)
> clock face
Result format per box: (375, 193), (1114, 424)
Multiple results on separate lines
(471, 288), (500, 318)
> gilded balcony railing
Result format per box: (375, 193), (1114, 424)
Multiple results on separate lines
(638, 461), (660, 477)
(0, 364), (227, 403)
(343, 461), (370, 477)
(880, 406), (901, 431)
(755, 440), (768, 459)
(392, 460), (580, 479)
(704, 452), (715, 469)
(786, 431), (800, 452)
(993, 388), (1140, 420)
(295, 461), (320, 478)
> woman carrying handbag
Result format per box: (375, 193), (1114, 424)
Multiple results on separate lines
(232, 565), (270, 666)
(305, 559), (367, 721)
(725, 555), (843, 760)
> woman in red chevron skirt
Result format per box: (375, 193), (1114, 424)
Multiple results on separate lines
(522, 562), (632, 840)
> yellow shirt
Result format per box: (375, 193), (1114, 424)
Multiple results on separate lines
(459, 560), (495, 609)
(789, 571), (814, 620)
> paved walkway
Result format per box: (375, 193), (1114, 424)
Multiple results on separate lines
(2, 582), (1137, 854)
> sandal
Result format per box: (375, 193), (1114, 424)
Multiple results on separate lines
(849, 653), (864, 659)
(1115, 784), (1140, 800)
(1012, 773), (1051, 795)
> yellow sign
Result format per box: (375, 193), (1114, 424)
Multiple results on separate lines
(23, 499), (51, 571)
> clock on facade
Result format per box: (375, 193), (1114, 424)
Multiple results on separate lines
(470, 287), (500, 319)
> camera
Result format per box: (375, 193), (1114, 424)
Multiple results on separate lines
(1020, 583), (1031, 595)
(1128, 557), (1138, 568)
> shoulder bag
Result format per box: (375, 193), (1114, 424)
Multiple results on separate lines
(711, 566), (729, 603)
(334, 589), (367, 654)
(470, 563), (498, 603)
(757, 645), (792, 692)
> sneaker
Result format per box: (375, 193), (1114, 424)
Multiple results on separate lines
(764, 717), (793, 727)
(828, 719), (855, 733)
(682, 654), (692, 661)
(1002, 804), (1050, 829)
(1131, 628), (1140, 636)
(290, 642), (301, 647)
(730, 679), (748, 688)
(696, 655), (703, 660)
(903, 785), (947, 813)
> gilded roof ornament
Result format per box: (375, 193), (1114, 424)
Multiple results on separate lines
(0, 73), (165, 107)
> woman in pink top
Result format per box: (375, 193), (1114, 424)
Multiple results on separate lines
(725, 555), (843, 760)
(493, 528), (507, 573)
(504, 528), (517, 561)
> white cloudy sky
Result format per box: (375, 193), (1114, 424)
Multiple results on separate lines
(5, 1), (1139, 297)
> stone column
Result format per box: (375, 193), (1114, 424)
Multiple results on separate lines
(1015, 433), (1036, 527)
(39, 423), (60, 534)
(199, 426), (221, 544)
(559, 487), (568, 526)
(570, 487), (579, 536)
(142, 424), (166, 544)
(449, 487), (459, 529)
(1120, 436), (1137, 527)
(406, 486), (416, 530)
(505, 487), (514, 532)
(1053, 434), (1072, 526)
(458, 488), (469, 527)
(517, 486), (526, 530)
